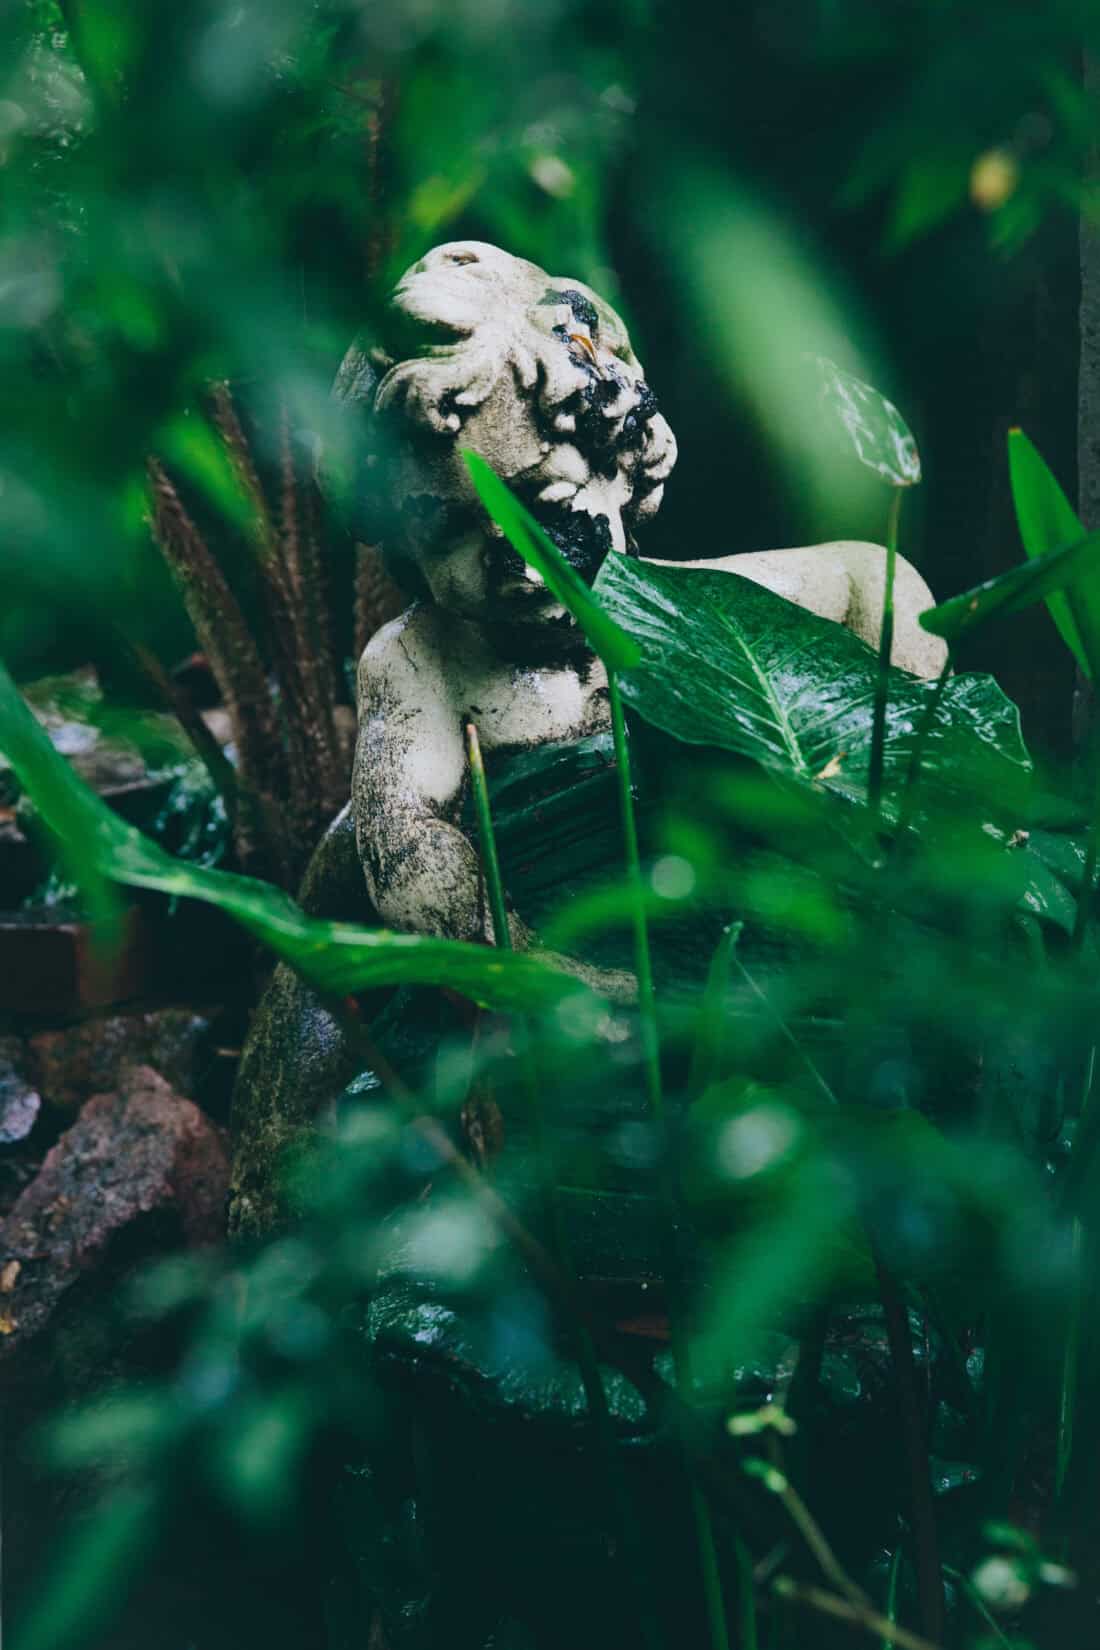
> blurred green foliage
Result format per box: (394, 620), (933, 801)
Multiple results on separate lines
(6, 2), (1100, 1648)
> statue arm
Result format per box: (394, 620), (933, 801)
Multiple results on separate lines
(351, 615), (636, 1001)
(643, 542), (947, 679)
(352, 616), (527, 944)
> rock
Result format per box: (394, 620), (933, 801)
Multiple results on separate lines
(28, 1007), (211, 1112)
(0, 1036), (40, 1145)
(0, 1063), (227, 1358)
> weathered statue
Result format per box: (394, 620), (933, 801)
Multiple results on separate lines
(229, 239), (945, 1234)
(347, 241), (943, 946)
(226, 241), (960, 1650)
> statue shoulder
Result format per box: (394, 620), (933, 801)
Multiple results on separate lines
(356, 603), (452, 705)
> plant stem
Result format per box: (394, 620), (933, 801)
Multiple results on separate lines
(464, 724), (512, 951)
(894, 653), (952, 842)
(691, 1486), (731, 1650)
(607, 670), (729, 1650)
(942, 1565), (1015, 1650)
(688, 921), (742, 1099)
(748, 1459), (870, 1607)
(880, 1544), (904, 1650)
(608, 672), (662, 1112)
(463, 722), (664, 1650)
(729, 950), (837, 1108)
(773, 1576), (940, 1650)
(872, 1250), (944, 1645)
(868, 489), (903, 814)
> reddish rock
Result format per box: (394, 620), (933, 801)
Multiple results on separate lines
(27, 1007), (211, 1112)
(0, 1064), (227, 1357)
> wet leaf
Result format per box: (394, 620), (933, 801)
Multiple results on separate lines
(594, 557), (1030, 816)
(920, 529), (1100, 646)
(1008, 429), (1100, 678)
(813, 356), (921, 487)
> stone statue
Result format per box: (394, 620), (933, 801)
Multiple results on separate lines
(229, 239), (946, 1234)
(345, 240), (944, 947)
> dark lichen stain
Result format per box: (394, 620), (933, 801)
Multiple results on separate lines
(540, 286), (600, 335)
(537, 499), (613, 585)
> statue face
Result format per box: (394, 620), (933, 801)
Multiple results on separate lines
(341, 240), (677, 627)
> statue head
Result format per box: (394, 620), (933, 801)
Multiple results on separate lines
(336, 240), (676, 628)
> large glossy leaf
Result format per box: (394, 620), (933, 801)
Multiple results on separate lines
(0, 658), (592, 1016)
(595, 557), (1031, 813)
(920, 529), (1100, 644)
(463, 451), (641, 671)
(1008, 429), (1100, 677)
(814, 356), (921, 487)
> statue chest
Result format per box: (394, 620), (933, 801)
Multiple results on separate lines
(454, 656), (610, 755)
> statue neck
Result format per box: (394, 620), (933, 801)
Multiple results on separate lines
(460, 612), (597, 670)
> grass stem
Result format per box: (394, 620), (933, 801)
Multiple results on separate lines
(773, 1576), (940, 1650)
(464, 723), (513, 952)
(880, 1545), (904, 1650)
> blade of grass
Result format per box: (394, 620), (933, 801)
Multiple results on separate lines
(880, 1544), (904, 1650)
(1008, 429), (1094, 675)
(919, 531), (1100, 646)
(464, 723), (512, 952)
(462, 450), (640, 671)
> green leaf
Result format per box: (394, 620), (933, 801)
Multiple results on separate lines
(15, 1487), (156, 1650)
(594, 557), (1030, 815)
(1007, 429), (1098, 677)
(1016, 850), (1078, 937)
(813, 357), (921, 487)
(0, 657), (593, 1016)
(462, 450), (641, 671)
(919, 529), (1100, 644)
